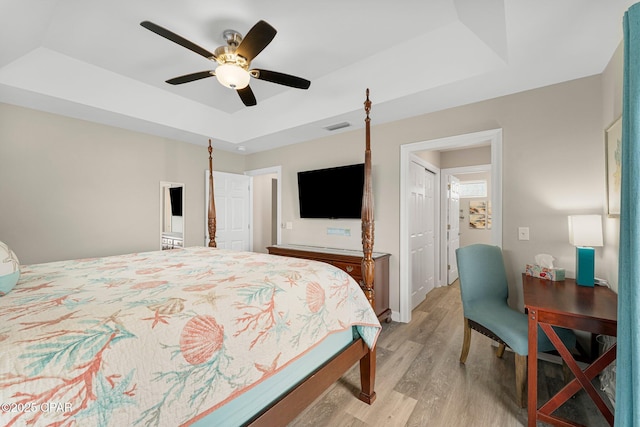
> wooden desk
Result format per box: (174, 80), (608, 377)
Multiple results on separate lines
(523, 274), (617, 427)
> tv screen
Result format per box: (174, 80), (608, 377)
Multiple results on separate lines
(297, 163), (365, 219)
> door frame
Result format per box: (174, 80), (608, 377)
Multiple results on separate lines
(399, 128), (503, 323)
(244, 166), (283, 248)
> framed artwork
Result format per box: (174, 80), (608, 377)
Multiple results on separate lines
(605, 117), (622, 217)
(469, 200), (488, 229)
(469, 214), (486, 229)
(469, 200), (487, 215)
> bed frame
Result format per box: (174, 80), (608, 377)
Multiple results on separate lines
(206, 89), (377, 425)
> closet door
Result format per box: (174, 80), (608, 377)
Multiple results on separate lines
(410, 161), (436, 309)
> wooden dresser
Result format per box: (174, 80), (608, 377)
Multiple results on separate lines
(267, 245), (391, 322)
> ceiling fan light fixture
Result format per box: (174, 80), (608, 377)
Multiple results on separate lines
(215, 63), (250, 89)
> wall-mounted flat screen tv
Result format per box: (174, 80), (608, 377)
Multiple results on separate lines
(297, 163), (365, 219)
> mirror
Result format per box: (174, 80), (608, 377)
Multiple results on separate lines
(160, 182), (184, 250)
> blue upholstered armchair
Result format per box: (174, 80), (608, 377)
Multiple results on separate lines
(456, 244), (576, 407)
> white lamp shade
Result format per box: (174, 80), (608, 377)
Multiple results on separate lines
(568, 215), (603, 247)
(215, 64), (250, 89)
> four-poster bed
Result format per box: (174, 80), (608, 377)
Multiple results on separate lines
(207, 89), (379, 425)
(0, 91), (379, 427)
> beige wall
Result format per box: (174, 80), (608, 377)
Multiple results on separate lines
(415, 149), (441, 167)
(601, 42), (624, 292)
(0, 104), (246, 264)
(1, 53), (623, 313)
(248, 75), (608, 314)
(246, 133), (372, 252)
(441, 145), (491, 168)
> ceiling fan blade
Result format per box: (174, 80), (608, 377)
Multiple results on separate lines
(252, 69), (310, 89)
(236, 20), (277, 62)
(237, 86), (257, 106)
(166, 71), (214, 85)
(141, 21), (216, 60)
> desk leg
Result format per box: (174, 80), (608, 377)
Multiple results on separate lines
(527, 309), (538, 427)
(539, 324), (615, 426)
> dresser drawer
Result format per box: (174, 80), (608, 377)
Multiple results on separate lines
(330, 261), (362, 281)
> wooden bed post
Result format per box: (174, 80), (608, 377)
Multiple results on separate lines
(359, 88), (377, 405)
(248, 91), (378, 426)
(207, 139), (217, 248)
(361, 89), (375, 309)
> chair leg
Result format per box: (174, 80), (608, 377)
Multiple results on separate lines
(460, 318), (471, 364)
(496, 343), (506, 358)
(514, 354), (527, 408)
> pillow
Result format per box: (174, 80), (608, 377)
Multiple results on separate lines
(0, 241), (20, 296)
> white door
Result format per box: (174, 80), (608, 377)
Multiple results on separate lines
(424, 169), (436, 294)
(205, 171), (251, 251)
(447, 175), (460, 284)
(409, 161), (436, 309)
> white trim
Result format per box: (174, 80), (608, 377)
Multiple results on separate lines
(444, 164), (492, 175)
(399, 129), (502, 323)
(244, 166), (283, 246)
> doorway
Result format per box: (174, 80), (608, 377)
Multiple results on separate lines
(399, 129), (503, 323)
(245, 166), (282, 252)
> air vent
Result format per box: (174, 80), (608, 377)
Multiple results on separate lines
(324, 122), (351, 132)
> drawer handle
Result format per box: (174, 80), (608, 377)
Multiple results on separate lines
(346, 266), (354, 272)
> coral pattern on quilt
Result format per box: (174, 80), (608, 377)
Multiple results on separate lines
(0, 247), (381, 426)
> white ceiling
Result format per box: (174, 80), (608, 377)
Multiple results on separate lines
(0, 0), (634, 154)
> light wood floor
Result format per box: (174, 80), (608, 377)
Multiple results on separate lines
(290, 282), (610, 427)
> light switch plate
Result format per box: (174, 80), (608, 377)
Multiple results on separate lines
(518, 227), (530, 241)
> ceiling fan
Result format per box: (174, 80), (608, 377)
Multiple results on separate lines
(140, 20), (311, 107)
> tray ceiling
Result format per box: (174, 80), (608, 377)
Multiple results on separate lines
(0, 0), (634, 153)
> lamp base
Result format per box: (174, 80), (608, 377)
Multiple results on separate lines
(575, 246), (595, 287)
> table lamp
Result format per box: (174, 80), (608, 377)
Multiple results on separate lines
(568, 215), (603, 287)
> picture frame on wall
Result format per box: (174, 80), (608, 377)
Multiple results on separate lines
(469, 200), (487, 229)
(605, 116), (622, 217)
(469, 214), (486, 229)
(469, 200), (486, 215)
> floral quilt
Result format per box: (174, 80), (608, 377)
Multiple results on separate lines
(0, 247), (381, 426)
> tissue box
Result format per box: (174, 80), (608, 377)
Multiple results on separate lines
(525, 264), (565, 281)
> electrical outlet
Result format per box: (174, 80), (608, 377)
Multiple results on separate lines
(518, 227), (530, 241)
